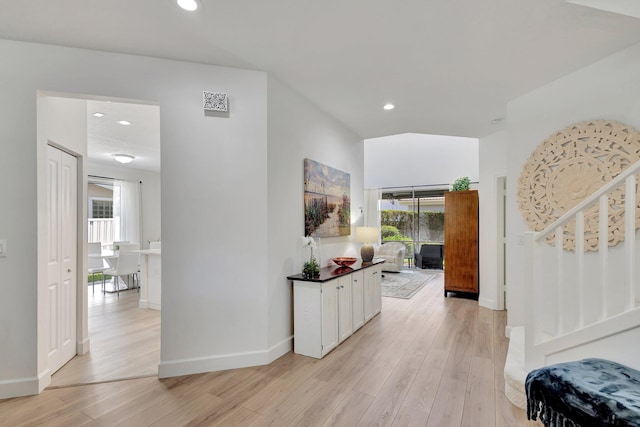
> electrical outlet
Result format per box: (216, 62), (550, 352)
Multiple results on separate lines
(0, 239), (6, 257)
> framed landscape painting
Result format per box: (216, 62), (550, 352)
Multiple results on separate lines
(304, 158), (351, 237)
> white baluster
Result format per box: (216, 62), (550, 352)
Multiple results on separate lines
(599, 194), (609, 320)
(556, 225), (564, 337)
(625, 175), (636, 312)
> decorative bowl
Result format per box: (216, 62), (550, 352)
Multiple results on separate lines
(332, 257), (357, 267)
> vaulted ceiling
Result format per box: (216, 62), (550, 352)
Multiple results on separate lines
(2, 0), (640, 140)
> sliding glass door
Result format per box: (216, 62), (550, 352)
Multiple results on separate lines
(380, 188), (445, 265)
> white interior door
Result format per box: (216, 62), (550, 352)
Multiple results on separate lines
(46, 145), (77, 374)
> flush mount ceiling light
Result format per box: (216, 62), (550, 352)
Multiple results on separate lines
(92, 112), (105, 117)
(112, 154), (135, 164)
(177, 0), (198, 11)
(383, 103), (395, 110)
(116, 120), (132, 126)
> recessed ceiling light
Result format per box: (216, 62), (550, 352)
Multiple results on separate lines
(92, 112), (105, 118)
(116, 120), (132, 126)
(177, 0), (198, 11)
(112, 154), (135, 164)
(383, 104), (395, 110)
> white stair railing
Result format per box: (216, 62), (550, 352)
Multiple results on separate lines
(524, 159), (640, 370)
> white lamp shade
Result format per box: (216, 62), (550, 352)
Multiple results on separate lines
(356, 226), (379, 243)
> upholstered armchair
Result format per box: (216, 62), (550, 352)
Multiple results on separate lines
(376, 242), (406, 272)
(415, 244), (444, 269)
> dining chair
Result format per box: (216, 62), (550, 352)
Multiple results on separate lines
(103, 243), (140, 296)
(87, 242), (107, 295)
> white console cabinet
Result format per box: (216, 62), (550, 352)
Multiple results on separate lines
(290, 260), (383, 359)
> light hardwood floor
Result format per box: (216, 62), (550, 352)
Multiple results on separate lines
(51, 284), (160, 387)
(1, 271), (537, 426)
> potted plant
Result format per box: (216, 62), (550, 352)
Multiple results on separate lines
(301, 236), (320, 278)
(302, 256), (320, 278)
(451, 176), (470, 191)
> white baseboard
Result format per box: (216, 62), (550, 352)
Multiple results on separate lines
(38, 368), (51, 393)
(267, 336), (293, 362)
(148, 302), (161, 311)
(505, 325), (512, 338)
(478, 296), (495, 310)
(158, 336), (292, 379)
(77, 336), (90, 355)
(139, 299), (149, 309)
(0, 374), (43, 399)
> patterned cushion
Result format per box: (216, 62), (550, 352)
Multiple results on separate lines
(526, 358), (640, 426)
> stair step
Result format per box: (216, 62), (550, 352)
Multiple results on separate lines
(504, 326), (528, 410)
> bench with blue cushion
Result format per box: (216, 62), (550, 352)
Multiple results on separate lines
(526, 358), (640, 426)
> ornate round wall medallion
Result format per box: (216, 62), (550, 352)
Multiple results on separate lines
(518, 120), (640, 251)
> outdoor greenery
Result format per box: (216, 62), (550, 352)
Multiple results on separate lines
(88, 272), (112, 282)
(380, 210), (444, 244)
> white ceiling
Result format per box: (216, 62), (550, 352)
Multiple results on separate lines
(86, 100), (161, 172)
(3, 0), (640, 143)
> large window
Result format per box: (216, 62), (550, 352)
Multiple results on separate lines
(380, 188), (446, 255)
(88, 181), (115, 244)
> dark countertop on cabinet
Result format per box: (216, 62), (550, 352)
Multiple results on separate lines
(287, 259), (385, 283)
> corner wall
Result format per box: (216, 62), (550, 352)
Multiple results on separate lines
(478, 130), (508, 310)
(266, 76), (364, 351)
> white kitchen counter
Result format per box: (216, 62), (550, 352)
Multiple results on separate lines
(133, 249), (161, 310)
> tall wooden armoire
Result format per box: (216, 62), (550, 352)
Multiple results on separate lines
(444, 190), (479, 298)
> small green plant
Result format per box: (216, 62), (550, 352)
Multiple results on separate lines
(451, 176), (470, 191)
(303, 256), (320, 278)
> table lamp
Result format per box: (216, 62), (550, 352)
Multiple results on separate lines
(356, 226), (379, 263)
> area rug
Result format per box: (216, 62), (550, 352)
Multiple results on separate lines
(381, 270), (437, 299)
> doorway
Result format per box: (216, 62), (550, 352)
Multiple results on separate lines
(37, 93), (161, 389)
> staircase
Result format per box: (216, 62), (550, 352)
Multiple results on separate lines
(505, 159), (640, 409)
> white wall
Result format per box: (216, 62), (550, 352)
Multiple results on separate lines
(505, 42), (640, 330)
(364, 133), (479, 189)
(88, 161), (161, 249)
(478, 130), (508, 310)
(266, 76), (363, 350)
(0, 39), (271, 396)
(0, 38), (366, 397)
